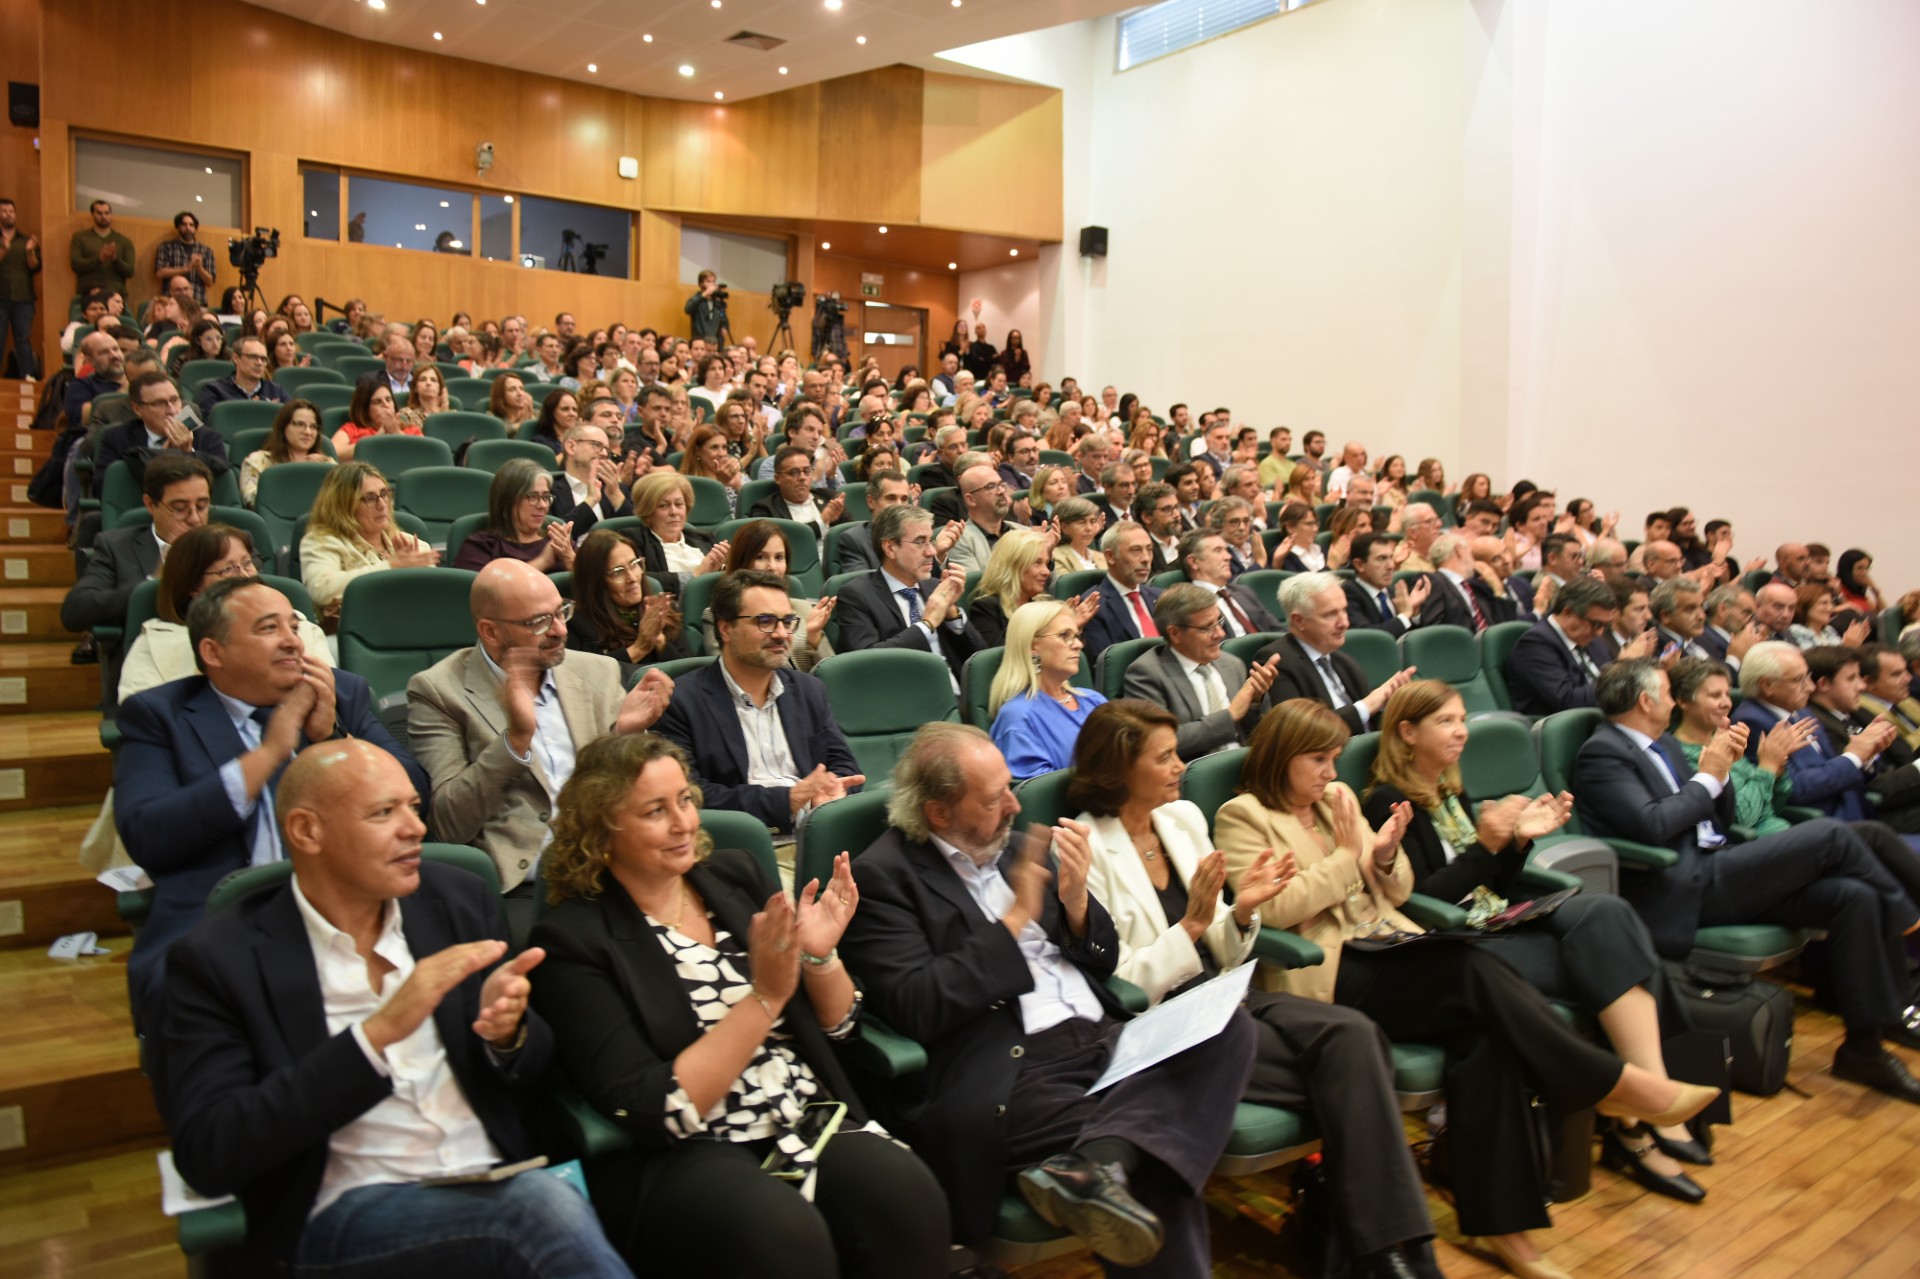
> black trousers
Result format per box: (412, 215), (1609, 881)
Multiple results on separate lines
(1479, 893), (1658, 1015)
(1004, 1009), (1258, 1279)
(593, 1130), (950, 1279)
(1333, 942), (1623, 1237)
(1241, 991), (1434, 1258)
(1848, 819), (1920, 906)
(1699, 817), (1914, 1030)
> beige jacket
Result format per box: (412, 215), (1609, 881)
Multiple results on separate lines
(300, 527), (432, 611)
(1213, 782), (1417, 1002)
(406, 645), (628, 891)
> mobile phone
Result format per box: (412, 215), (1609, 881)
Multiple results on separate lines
(760, 1101), (848, 1181)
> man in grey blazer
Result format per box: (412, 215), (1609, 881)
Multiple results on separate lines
(406, 560), (671, 935)
(833, 469), (912, 575)
(1122, 584), (1278, 760)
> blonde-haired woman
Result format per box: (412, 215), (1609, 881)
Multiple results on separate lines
(631, 470), (728, 585)
(988, 599), (1106, 781)
(968, 528), (1056, 649)
(1025, 465), (1073, 521)
(300, 461), (440, 624)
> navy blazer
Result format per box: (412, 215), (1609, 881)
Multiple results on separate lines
(162, 863), (552, 1274)
(1082, 577), (1161, 660)
(654, 661), (861, 832)
(1730, 700), (1870, 822)
(1697, 626), (1732, 663)
(1417, 570), (1515, 633)
(833, 569), (985, 683)
(93, 420), (230, 497)
(1504, 618), (1601, 717)
(1342, 577), (1412, 637)
(841, 826), (1124, 1244)
(548, 470), (631, 542)
(114, 672), (430, 1022)
(1571, 721), (1738, 957)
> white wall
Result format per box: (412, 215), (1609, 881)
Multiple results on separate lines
(955, 259), (1041, 361)
(946, 0), (1920, 588)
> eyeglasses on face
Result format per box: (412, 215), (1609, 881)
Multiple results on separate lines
(522, 490), (555, 506)
(496, 600), (575, 635)
(358, 489), (392, 507)
(206, 559), (257, 580)
(728, 612), (801, 634)
(606, 558), (648, 580)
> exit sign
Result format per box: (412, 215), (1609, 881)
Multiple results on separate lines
(860, 283), (880, 297)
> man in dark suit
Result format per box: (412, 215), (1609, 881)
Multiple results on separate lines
(656, 569), (864, 834)
(1586, 580), (1651, 668)
(115, 577), (429, 1036)
(1256, 571), (1413, 733)
(1573, 659), (1920, 1102)
(1178, 529), (1281, 637)
(1805, 645), (1920, 836)
(1416, 534), (1516, 635)
(1342, 532), (1429, 637)
(1699, 585), (1764, 669)
(833, 504), (983, 692)
(160, 739), (629, 1278)
(1649, 579), (1715, 661)
(61, 453), (213, 639)
(1731, 642), (1908, 830)
(1131, 482), (1183, 578)
(548, 414), (632, 542)
(1752, 581), (1799, 644)
(1081, 522), (1162, 660)
(746, 444), (847, 546)
(1504, 576), (1631, 717)
(1122, 584), (1277, 759)
(94, 369), (229, 498)
(832, 470), (912, 575)
(840, 724), (1257, 1270)
(998, 431), (1039, 498)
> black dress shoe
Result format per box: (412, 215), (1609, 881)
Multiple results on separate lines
(69, 634), (97, 665)
(1833, 1045), (1920, 1104)
(1399, 1238), (1448, 1279)
(1018, 1153), (1165, 1268)
(1357, 1246), (1423, 1279)
(1650, 1129), (1714, 1166)
(1599, 1125), (1706, 1204)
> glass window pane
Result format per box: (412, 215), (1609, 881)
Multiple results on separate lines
(74, 138), (243, 227)
(480, 194), (514, 263)
(345, 175), (474, 255)
(1117, 0), (1290, 71)
(302, 167), (340, 241)
(680, 227), (789, 293)
(517, 196), (630, 278)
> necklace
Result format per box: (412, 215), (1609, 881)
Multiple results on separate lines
(646, 879), (690, 931)
(1129, 824), (1161, 861)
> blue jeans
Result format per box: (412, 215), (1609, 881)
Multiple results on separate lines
(0, 300), (36, 379)
(294, 1168), (632, 1278)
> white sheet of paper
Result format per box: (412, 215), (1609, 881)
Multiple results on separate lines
(47, 932), (110, 960)
(157, 1150), (237, 1217)
(97, 865), (152, 893)
(1089, 963), (1254, 1093)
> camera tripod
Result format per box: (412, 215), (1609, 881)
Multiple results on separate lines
(233, 270), (267, 320)
(557, 241), (579, 273)
(768, 304), (796, 355)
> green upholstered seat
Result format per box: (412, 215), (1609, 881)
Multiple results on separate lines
(813, 649), (958, 780)
(337, 567), (480, 702)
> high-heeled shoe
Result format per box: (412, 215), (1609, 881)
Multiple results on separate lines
(1476, 1233), (1575, 1279)
(1650, 1127), (1714, 1165)
(1599, 1124), (1706, 1204)
(1595, 1080), (1720, 1127)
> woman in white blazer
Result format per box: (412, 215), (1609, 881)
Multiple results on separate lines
(1064, 699), (1444, 1279)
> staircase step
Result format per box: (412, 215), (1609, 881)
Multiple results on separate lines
(0, 425), (51, 457)
(0, 547), (77, 589)
(0, 805), (123, 947)
(0, 507), (68, 543)
(0, 587), (89, 642)
(0, 643), (111, 714)
(0, 937), (163, 1171)
(0, 712), (113, 812)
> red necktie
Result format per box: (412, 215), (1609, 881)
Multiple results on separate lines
(1222, 592), (1253, 636)
(1466, 583), (1487, 632)
(1128, 590), (1159, 638)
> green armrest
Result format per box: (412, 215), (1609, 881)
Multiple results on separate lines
(1400, 892), (1469, 930)
(1515, 865), (1583, 894)
(1604, 838), (1680, 870)
(117, 888), (152, 925)
(1253, 926), (1325, 969)
(100, 720), (122, 751)
(176, 1200), (247, 1256)
(1106, 975), (1149, 1013)
(1729, 824), (1759, 843)
(840, 1015), (928, 1079)
(93, 624), (123, 647)
(552, 1081), (634, 1159)
(1781, 805), (1825, 825)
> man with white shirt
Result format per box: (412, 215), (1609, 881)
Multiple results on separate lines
(1256, 572), (1414, 732)
(1123, 584), (1279, 759)
(747, 445), (847, 545)
(1191, 421), (1233, 480)
(1325, 441), (1368, 499)
(832, 503), (982, 692)
(521, 332), (564, 384)
(1342, 532), (1429, 637)
(407, 562), (672, 936)
(1417, 534), (1516, 635)
(1397, 503), (1442, 573)
(932, 351), (961, 399)
(159, 738), (631, 1278)
(754, 406), (845, 491)
(93, 369), (230, 499)
(1178, 530), (1282, 636)
(549, 420), (631, 541)
(374, 331), (414, 396)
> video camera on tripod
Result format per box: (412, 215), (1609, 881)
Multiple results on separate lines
(227, 227), (280, 279)
(559, 229), (610, 275)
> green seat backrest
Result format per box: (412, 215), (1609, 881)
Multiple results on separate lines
(713, 517), (821, 596)
(1740, 568), (1773, 595)
(303, 384), (356, 413)
(1480, 620), (1532, 713)
(178, 358), (235, 391)
(840, 482), (870, 522)
(354, 434), (455, 478)
(1881, 604), (1905, 646)
(1181, 747), (1247, 828)
(209, 398), (284, 446)
(444, 378), (494, 410)
(700, 808), (780, 890)
(686, 475), (732, 528)
(1533, 709), (1604, 833)
(520, 381), (562, 406)
(254, 462), (341, 573)
(321, 406), (352, 434)
(466, 438), (560, 473)
(918, 486), (955, 514)
(961, 647), (1004, 731)
(648, 655), (714, 683)
(395, 466), (495, 543)
(1460, 716), (1544, 803)
(445, 512), (490, 568)
(907, 462), (944, 488)
(1039, 450), (1073, 468)
(338, 567), (480, 701)
(422, 411), (508, 451)
(1335, 732), (1380, 796)
(822, 521), (865, 578)
(1407, 489), (1454, 527)
(207, 842), (499, 918)
(813, 649), (959, 778)
(1096, 637), (1165, 701)
(99, 461), (140, 527)
(333, 355), (386, 383)
(1015, 768), (1076, 831)
(735, 479), (777, 518)
(275, 365), (351, 394)
(1340, 628), (1401, 690)
(1401, 624), (1495, 713)
(675, 572), (723, 655)
(295, 331), (340, 354)
(795, 786), (894, 900)
(1237, 569), (1293, 624)
(1051, 569), (1106, 602)
(1221, 631), (1283, 669)
(1149, 569), (1188, 589)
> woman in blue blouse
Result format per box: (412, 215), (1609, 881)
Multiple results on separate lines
(989, 599), (1107, 780)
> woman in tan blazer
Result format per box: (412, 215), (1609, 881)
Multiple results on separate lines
(1068, 700), (1443, 1276)
(1215, 699), (1717, 1279)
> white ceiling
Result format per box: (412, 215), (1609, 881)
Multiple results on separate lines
(244, 0), (1127, 103)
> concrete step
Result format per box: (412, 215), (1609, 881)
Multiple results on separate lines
(0, 805), (124, 949)
(0, 642), (111, 714)
(0, 588), (89, 642)
(0, 712), (113, 812)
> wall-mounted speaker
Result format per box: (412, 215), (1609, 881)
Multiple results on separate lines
(1079, 225), (1108, 258)
(7, 83), (38, 129)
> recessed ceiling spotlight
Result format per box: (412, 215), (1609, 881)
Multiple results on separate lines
(855, 34), (866, 43)
(952, 0), (962, 6)
(1009, 248), (1019, 256)
(587, 62), (598, 72)
(414, 223), (427, 231)
(820, 241), (831, 250)
(947, 262), (957, 269)
(366, 0), (385, 10)
(503, 195), (514, 203)
(878, 225), (888, 233)
(310, 210), (319, 217)
(438, 200), (450, 207)
(714, 91), (725, 99)
(643, 33), (653, 41)
(679, 64), (695, 76)
(711, 0), (722, 7)
(778, 66), (788, 74)
(824, 0), (842, 9)
(204, 166), (213, 174)
(432, 29), (442, 38)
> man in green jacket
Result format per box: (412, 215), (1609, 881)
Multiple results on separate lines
(69, 200), (134, 300)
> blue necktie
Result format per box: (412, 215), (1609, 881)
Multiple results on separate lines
(1646, 738), (1725, 849)
(898, 586), (922, 625)
(1377, 589), (1393, 620)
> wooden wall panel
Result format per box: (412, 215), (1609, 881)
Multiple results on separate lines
(816, 67), (925, 226)
(0, 0), (43, 371)
(641, 88), (824, 219)
(920, 73), (1065, 242)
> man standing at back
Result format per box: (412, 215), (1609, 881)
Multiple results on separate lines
(69, 199), (134, 299)
(153, 211), (217, 306)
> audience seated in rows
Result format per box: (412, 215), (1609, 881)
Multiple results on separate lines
(97, 369), (230, 497)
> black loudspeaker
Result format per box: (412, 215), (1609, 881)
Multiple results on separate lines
(8, 83), (37, 129)
(1078, 225), (1108, 258)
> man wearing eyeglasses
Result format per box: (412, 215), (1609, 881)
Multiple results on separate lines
(835, 504), (983, 696)
(194, 335), (289, 422)
(656, 569), (865, 835)
(62, 453), (219, 652)
(947, 462), (1014, 577)
(1121, 584), (1279, 760)
(407, 560), (674, 940)
(93, 371), (231, 502)
(548, 420), (631, 541)
(747, 445), (846, 545)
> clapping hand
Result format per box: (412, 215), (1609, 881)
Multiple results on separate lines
(364, 939), (510, 1053)
(1066, 591), (1101, 629)
(1513, 792), (1574, 843)
(297, 656), (337, 743)
(925, 564), (967, 626)
(1229, 654), (1281, 720)
(1179, 852), (1231, 943)
(1757, 716), (1817, 772)
(1620, 629), (1661, 661)
(795, 852), (860, 958)
(1394, 575), (1431, 616)
(698, 540), (732, 574)
(1699, 724), (1747, 781)
(1473, 794), (1524, 852)
(805, 594), (836, 647)
(1370, 800), (1412, 863)
(473, 947), (545, 1047)
(933, 520), (965, 560)
(1051, 818), (1094, 936)
(1229, 847), (1294, 927)
(747, 891), (801, 1012)
(616, 667), (674, 735)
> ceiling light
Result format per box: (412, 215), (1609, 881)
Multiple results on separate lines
(778, 66), (788, 74)
(194, 195), (203, 202)
(820, 241), (831, 250)
(878, 225), (887, 233)
(679, 64), (695, 76)
(643, 33), (653, 41)
(824, 0), (842, 8)
(310, 210), (318, 217)
(415, 223), (427, 230)
(1009, 248), (1018, 256)
(366, 0), (385, 9)
(438, 200), (450, 207)
(203, 166), (213, 174)
(714, 91), (725, 99)
(449, 239), (464, 249)
(711, 0), (722, 7)
(947, 262), (957, 269)
(503, 195), (514, 203)
(856, 34), (866, 43)
(433, 30), (443, 39)
(587, 63), (598, 72)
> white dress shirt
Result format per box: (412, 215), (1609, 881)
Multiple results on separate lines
(480, 645), (574, 862)
(884, 566), (963, 693)
(1171, 647), (1230, 715)
(563, 470), (606, 521)
(213, 685), (287, 867)
(657, 535), (707, 576)
(293, 878), (499, 1217)
(1295, 637), (1369, 726)
(719, 660), (801, 788)
(930, 836), (1104, 1033)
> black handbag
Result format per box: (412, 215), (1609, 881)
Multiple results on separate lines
(1663, 962), (1795, 1096)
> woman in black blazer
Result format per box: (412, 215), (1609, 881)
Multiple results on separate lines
(1363, 680), (1711, 1206)
(566, 529), (691, 680)
(529, 733), (949, 1278)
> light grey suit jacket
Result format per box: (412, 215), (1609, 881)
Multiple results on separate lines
(1121, 645), (1250, 760)
(406, 645), (627, 891)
